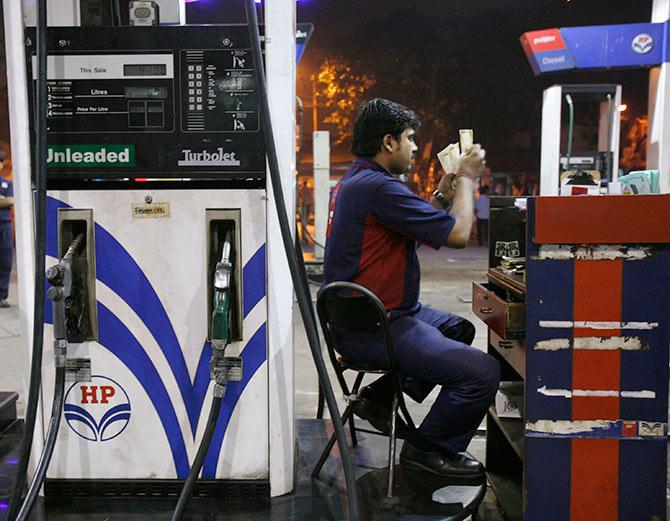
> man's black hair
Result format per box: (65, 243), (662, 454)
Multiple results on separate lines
(351, 98), (421, 157)
(480, 185), (490, 195)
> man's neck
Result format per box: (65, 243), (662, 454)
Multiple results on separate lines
(371, 153), (392, 173)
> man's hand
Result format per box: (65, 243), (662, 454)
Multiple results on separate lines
(456, 144), (486, 178)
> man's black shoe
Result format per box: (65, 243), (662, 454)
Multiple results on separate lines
(351, 387), (412, 439)
(400, 440), (484, 484)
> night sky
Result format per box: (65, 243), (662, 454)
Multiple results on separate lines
(295, 0), (653, 176)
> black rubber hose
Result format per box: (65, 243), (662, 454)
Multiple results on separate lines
(15, 366), (66, 521)
(243, 2), (359, 519)
(170, 395), (223, 521)
(7, 0), (49, 517)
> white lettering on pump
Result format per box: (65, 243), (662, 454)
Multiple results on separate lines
(534, 35), (556, 45)
(177, 148), (241, 167)
(47, 147), (131, 165)
(542, 55), (566, 65)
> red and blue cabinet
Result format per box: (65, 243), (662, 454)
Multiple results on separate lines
(524, 195), (670, 521)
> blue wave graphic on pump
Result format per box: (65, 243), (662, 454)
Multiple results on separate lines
(46, 197), (268, 477)
(64, 403), (131, 442)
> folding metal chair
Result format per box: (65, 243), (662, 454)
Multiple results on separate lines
(312, 281), (415, 497)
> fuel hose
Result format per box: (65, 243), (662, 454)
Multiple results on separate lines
(243, 1), (359, 519)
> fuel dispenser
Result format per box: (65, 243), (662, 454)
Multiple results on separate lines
(6, 0), (361, 517)
(540, 84), (622, 195)
(17, 24), (279, 498)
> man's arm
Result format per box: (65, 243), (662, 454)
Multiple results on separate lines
(0, 197), (13, 209)
(443, 177), (474, 248)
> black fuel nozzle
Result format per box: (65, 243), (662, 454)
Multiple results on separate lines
(48, 233), (86, 343)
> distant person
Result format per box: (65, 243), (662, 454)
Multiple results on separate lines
(474, 185), (490, 247)
(510, 180), (525, 196)
(298, 181), (313, 242)
(323, 98), (499, 484)
(0, 152), (13, 307)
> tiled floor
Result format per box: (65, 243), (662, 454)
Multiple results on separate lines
(0, 419), (495, 520)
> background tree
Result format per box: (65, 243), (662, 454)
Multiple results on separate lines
(312, 57), (375, 145)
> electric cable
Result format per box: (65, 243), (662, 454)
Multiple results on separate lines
(7, 0), (49, 516)
(170, 395), (223, 521)
(564, 94), (574, 171)
(243, 1), (359, 519)
(296, 211), (326, 251)
(605, 93), (614, 182)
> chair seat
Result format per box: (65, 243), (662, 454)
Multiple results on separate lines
(337, 356), (389, 374)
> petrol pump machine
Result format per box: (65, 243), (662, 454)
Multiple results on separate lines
(24, 25), (279, 496)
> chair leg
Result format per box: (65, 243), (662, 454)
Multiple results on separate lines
(316, 384), (325, 419)
(349, 412), (358, 447)
(312, 405), (354, 478)
(347, 372), (366, 447)
(386, 394), (400, 498)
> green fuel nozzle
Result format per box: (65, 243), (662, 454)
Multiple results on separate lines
(211, 232), (232, 350)
(210, 232), (242, 393)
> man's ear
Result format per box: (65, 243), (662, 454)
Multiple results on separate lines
(382, 134), (395, 153)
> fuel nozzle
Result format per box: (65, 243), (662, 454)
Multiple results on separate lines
(209, 232), (242, 394)
(210, 232), (232, 351)
(47, 233), (85, 367)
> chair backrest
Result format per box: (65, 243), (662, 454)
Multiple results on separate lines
(318, 283), (386, 333)
(316, 282), (397, 381)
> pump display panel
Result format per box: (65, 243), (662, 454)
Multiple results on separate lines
(26, 26), (265, 180)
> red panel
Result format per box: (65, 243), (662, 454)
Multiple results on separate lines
(571, 439), (619, 521)
(573, 351), (621, 390)
(572, 396), (619, 421)
(573, 260), (621, 420)
(535, 195), (670, 244)
(521, 28), (566, 53)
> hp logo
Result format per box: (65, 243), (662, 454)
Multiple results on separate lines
(64, 375), (131, 442)
(632, 33), (653, 55)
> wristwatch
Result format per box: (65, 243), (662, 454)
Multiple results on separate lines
(432, 190), (452, 210)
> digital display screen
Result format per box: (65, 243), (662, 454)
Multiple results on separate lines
(125, 87), (168, 99)
(123, 64), (167, 76)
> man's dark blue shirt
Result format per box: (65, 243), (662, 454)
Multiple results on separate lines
(323, 159), (455, 314)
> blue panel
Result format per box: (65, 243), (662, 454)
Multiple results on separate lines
(620, 248), (670, 423)
(524, 437), (571, 521)
(618, 439), (667, 521)
(533, 49), (576, 73)
(525, 257), (574, 422)
(561, 23), (664, 70)
(243, 244), (266, 317)
(561, 26), (609, 69)
(606, 23), (664, 68)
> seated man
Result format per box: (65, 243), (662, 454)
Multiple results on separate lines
(322, 98), (500, 483)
